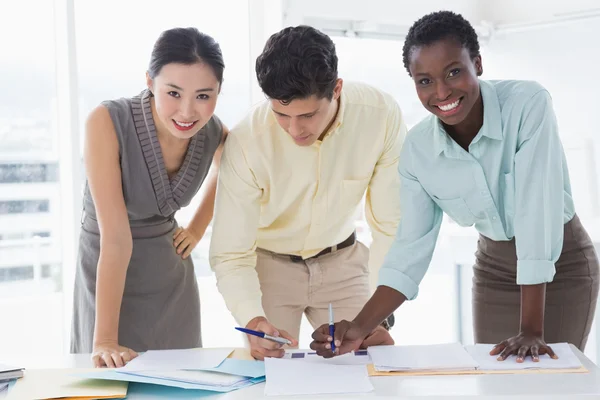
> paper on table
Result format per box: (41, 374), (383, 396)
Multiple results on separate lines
(119, 348), (232, 372)
(264, 357), (373, 396)
(76, 370), (264, 392)
(283, 349), (372, 365)
(206, 358), (265, 378)
(124, 369), (248, 386)
(5, 369), (127, 400)
(368, 343), (479, 372)
(0, 364), (23, 381)
(465, 343), (583, 370)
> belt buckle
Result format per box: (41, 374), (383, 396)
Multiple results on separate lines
(290, 255), (303, 262)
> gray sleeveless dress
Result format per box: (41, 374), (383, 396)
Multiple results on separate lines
(71, 89), (223, 353)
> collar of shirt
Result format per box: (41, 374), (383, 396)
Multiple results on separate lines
(315, 88), (347, 143)
(432, 79), (504, 158)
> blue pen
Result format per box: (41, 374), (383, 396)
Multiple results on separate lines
(235, 327), (292, 345)
(329, 303), (336, 352)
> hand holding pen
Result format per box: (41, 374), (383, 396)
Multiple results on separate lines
(329, 303), (336, 352)
(239, 316), (298, 360)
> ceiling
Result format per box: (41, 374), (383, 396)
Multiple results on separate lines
(282, 0), (600, 38)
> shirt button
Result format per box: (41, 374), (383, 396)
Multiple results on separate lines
(492, 216), (497, 220)
(480, 191), (486, 195)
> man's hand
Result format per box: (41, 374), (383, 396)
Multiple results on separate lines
(245, 316), (298, 360)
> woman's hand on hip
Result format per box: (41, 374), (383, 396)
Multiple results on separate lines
(173, 227), (202, 259)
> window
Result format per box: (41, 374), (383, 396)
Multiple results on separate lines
(0, 200), (50, 215)
(0, 0), (64, 359)
(0, 163), (59, 183)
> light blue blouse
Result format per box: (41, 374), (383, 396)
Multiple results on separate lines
(379, 79), (575, 300)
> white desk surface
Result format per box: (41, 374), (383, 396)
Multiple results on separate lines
(3, 345), (600, 399)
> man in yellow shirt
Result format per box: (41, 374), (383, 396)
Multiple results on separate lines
(209, 26), (406, 360)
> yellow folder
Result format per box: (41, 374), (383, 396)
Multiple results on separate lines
(6, 368), (127, 400)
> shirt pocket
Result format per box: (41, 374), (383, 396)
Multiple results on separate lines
(431, 196), (477, 227)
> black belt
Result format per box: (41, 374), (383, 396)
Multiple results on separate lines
(289, 232), (356, 262)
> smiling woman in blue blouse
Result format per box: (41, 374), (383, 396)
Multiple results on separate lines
(311, 10), (600, 362)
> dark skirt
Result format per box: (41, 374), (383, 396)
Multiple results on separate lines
(472, 214), (599, 350)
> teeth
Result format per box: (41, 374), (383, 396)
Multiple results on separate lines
(175, 120), (194, 127)
(438, 99), (460, 111)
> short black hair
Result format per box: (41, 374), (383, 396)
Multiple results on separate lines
(255, 25), (338, 103)
(148, 27), (224, 86)
(402, 11), (480, 75)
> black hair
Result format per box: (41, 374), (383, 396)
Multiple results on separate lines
(402, 11), (480, 75)
(148, 27), (224, 86)
(255, 25), (338, 103)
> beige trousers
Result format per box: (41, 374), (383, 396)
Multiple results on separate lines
(256, 241), (371, 342)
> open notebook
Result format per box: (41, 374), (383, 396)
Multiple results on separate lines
(368, 342), (583, 373)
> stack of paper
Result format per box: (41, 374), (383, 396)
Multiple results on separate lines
(367, 342), (584, 376)
(368, 343), (479, 372)
(78, 349), (265, 393)
(0, 364), (23, 381)
(264, 357), (373, 396)
(465, 343), (584, 370)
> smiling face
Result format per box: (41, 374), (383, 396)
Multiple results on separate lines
(146, 62), (220, 140)
(270, 79), (343, 147)
(408, 37), (483, 128)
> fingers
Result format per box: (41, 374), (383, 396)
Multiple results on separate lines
(490, 340), (507, 356)
(121, 351), (133, 364)
(332, 321), (352, 349)
(111, 352), (125, 368)
(497, 344), (518, 361)
(311, 324), (332, 343)
(91, 353), (103, 368)
(173, 227), (183, 240)
(530, 345), (540, 362)
(251, 346), (285, 360)
(182, 244), (194, 259)
(176, 237), (191, 255)
(516, 346), (528, 363)
(278, 329), (299, 347)
(310, 324), (334, 355)
(545, 344), (558, 359)
(101, 352), (116, 368)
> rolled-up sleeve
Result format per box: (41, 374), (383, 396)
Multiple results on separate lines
(514, 90), (565, 285)
(209, 133), (266, 327)
(377, 143), (443, 300)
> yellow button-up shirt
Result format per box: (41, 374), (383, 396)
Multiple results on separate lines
(209, 81), (406, 326)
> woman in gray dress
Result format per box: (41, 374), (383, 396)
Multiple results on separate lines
(71, 27), (228, 368)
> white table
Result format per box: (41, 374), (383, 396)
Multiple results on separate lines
(3, 345), (600, 399)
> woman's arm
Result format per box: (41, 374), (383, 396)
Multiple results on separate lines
(492, 89), (563, 362)
(84, 105), (137, 367)
(174, 125), (229, 258)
